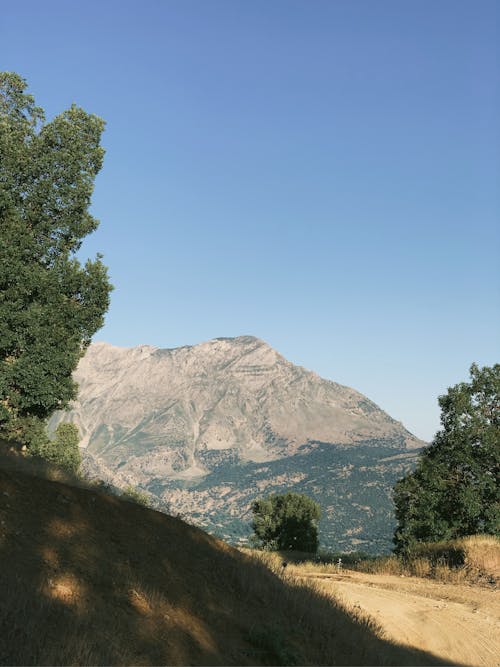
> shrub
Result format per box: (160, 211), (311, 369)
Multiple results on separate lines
(251, 492), (321, 552)
(29, 422), (81, 474)
(120, 485), (150, 507)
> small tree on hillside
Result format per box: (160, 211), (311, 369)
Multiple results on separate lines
(251, 492), (321, 552)
(30, 422), (81, 474)
(120, 485), (151, 507)
(393, 363), (500, 554)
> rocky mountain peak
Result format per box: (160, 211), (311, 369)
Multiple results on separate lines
(56, 335), (422, 464)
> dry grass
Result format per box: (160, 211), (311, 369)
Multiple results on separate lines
(280, 535), (500, 586)
(242, 550), (384, 631)
(403, 535), (500, 584)
(460, 534), (500, 577)
(0, 576), (121, 666)
(0, 446), (450, 666)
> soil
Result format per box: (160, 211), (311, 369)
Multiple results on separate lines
(296, 569), (500, 667)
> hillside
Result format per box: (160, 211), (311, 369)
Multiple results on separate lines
(0, 451), (447, 666)
(50, 336), (425, 552)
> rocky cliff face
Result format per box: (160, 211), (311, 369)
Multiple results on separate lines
(50, 336), (424, 552)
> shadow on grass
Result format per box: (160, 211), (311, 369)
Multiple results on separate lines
(0, 447), (457, 666)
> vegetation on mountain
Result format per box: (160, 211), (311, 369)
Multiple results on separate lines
(251, 492), (321, 552)
(0, 71), (112, 449)
(393, 363), (500, 554)
(160, 442), (418, 554)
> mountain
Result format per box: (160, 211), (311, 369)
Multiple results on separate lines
(50, 336), (425, 552)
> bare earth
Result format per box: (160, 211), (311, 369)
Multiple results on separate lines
(296, 570), (500, 667)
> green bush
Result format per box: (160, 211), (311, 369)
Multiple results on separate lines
(29, 422), (81, 474)
(120, 485), (150, 507)
(251, 492), (321, 552)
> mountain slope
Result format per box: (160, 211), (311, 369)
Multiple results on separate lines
(50, 336), (425, 552)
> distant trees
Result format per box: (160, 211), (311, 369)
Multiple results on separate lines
(0, 72), (112, 450)
(393, 364), (500, 554)
(251, 492), (321, 552)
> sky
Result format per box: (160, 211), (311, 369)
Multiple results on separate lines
(1, 0), (498, 441)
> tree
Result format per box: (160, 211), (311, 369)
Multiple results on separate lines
(393, 363), (500, 554)
(121, 485), (151, 507)
(30, 422), (81, 474)
(251, 492), (321, 552)
(0, 72), (112, 446)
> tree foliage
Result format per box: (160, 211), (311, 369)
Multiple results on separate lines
(120, 485), (151, 507)
(30, 422), (81, 474)
(251, 492), (321, 552)
(393, 363), (500, 554)
(0, 72), (112, 445)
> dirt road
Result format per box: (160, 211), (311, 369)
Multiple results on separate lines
(295, 569), (499, 667)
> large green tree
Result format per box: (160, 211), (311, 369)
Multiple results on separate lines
(393, 363), (500, 554)
(0, 72), (112, 445)
(251, 492), (321, 552)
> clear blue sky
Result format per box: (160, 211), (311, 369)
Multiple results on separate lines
(2, 0), (498, 441)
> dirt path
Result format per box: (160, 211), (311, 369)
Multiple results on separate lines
(295, 570), (499, 667)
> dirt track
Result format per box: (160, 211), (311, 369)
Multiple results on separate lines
(296, 570), (499, 667)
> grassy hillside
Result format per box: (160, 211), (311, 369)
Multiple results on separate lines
(0, 448), (448, 666)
